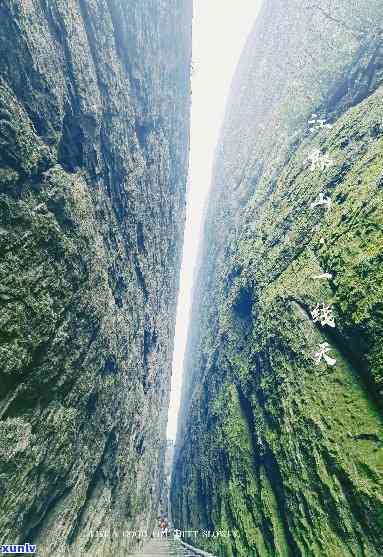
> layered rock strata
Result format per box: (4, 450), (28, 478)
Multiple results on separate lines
(0, 1), (192, 555)
(172, 1), (383, 556)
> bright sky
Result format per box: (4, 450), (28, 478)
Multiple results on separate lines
(167, 0), (262, 440)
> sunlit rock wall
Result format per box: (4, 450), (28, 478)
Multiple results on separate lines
(0, 1), (192, 555)
(172, 1), (383, 555)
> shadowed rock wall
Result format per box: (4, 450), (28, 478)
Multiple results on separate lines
(0, 1), (192, 555)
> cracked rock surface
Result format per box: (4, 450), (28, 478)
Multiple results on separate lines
(0, 1), (192, 555)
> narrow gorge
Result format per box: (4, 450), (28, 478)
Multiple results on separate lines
(0, 1), (383, 557)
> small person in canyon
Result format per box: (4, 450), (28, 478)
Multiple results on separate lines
(159, 516), (169, 536)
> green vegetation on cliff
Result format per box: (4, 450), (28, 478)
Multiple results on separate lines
(0, 1), (192, 556)
(172, 1), (383, 556)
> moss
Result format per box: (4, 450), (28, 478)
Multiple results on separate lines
(0, 0), (192, 553)
(172, 29), (383, 557)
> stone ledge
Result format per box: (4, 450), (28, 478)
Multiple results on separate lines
(180, 540), (217, 557)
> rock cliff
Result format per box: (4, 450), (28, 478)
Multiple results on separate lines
(172, 1), (383, 556)
(0, 1), (191, 555)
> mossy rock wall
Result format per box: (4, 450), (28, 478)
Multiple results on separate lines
(0, 1), (192, 555)
(171, 2), (383, 556)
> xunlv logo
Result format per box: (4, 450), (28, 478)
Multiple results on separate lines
(1, 544), (37, 554)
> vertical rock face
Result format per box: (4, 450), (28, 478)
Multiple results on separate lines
(172, 1), (383, 556)
(0, 1), (192, 555)
(159, 439), (175, 520)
